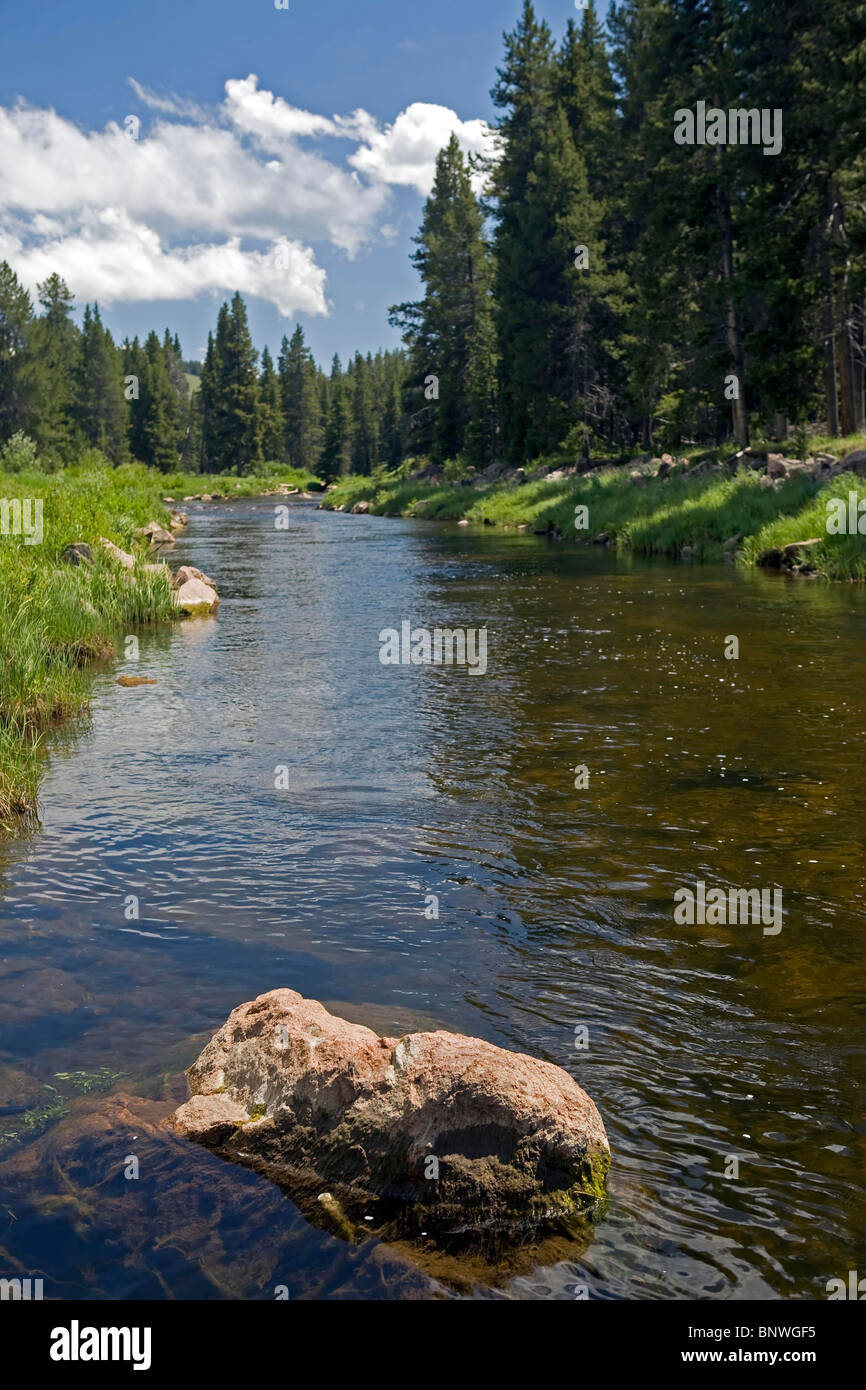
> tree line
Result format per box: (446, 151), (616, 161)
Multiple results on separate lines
(0, 267), (408, 477)
(1, 0), (864, 475)
(394, 0), (865, 464)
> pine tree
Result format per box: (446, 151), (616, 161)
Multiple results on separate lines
(200, 294), (262, 473)
(31, 273), (80, 462)
(199, 325), (225, 472)
(379, 358), (406, 469)
(76, 304), (129, 464)
(278, 325), (321, 471)
(350, 352), (378, 474)
(490, 3), (621, 460)
(318, 355), (353, 482)
(0, 261), (36, 442)
(390, 133), (495, 466)
(489, 2), (557, 462)
(259, 345), (285, 463)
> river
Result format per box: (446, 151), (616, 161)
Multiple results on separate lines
(0, 496), (864, 1299)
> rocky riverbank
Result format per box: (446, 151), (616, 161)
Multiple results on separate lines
(319, 439), (866, 581)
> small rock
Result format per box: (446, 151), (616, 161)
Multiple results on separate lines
(98, 538), (135, 571)
(757, 547), (784, 568)
(723, 533), (743, 551)
(457, 518), (469, 526)
(350, 500), (371, 514)
(172, 565), (219, 596)
(840, 448), (866, 474)
(61, 543), (93, 566)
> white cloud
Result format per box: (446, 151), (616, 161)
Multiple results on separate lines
(223, 74), (378, 148)
(127, 79), (207, 122)
(348, 102), (492, 194)
(0, 213), (327, 317)
(0, 76), (491, 315)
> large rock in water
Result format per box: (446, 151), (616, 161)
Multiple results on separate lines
(172, 575), (219, 616)
(167, 990), (610, 1244)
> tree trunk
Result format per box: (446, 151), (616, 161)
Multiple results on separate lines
(715, 178), (748, 448)
(820, 188), (840, 437)
(838, 302), (856, 436)
(853, 291), (866, 434)
(828, 178), (858, 437)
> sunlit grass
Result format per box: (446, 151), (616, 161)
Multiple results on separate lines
(0, 460), (179, 825)
(159, 465), (323, 498)
(323, 433), (866, 579)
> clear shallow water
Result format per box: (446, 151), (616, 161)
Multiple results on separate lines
(0, 498), (864, 1299)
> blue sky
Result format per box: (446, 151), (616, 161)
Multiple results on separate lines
(0, 0), (607, 369)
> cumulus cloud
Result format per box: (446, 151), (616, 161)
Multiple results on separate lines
(223, 75), (378, 148)
(0, 213), (327, 317)
(348, 102), (492, 194)
(0, 75), (491, 315)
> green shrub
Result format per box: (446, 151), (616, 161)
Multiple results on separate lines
(0, 432), (39, 472)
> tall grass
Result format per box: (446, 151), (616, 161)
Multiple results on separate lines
(159, 465), (323, 498)
(0, 461), (179, 825)
(323, 437), (866, 579)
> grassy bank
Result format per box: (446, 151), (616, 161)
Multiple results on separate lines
(0, 459), (325, 827)
(321, 435), (866, 581)
(159, 466), (322, 499)
(0, 462), (180, 826)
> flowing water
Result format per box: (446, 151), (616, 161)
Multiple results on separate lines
(0, 498), (864, 1299)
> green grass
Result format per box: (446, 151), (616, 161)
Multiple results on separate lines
(0, 460), (180, 826)
(741, 471), (866, 580)
(160, 465), (323, 498)
(322, 434), (866, 580)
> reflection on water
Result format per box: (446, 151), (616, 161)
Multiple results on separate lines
(0, 499), (864, 1299)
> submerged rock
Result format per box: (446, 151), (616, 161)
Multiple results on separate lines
(167, 989), (610, 1246)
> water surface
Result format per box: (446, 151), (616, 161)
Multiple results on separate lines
(1, 499), (864, 1299)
